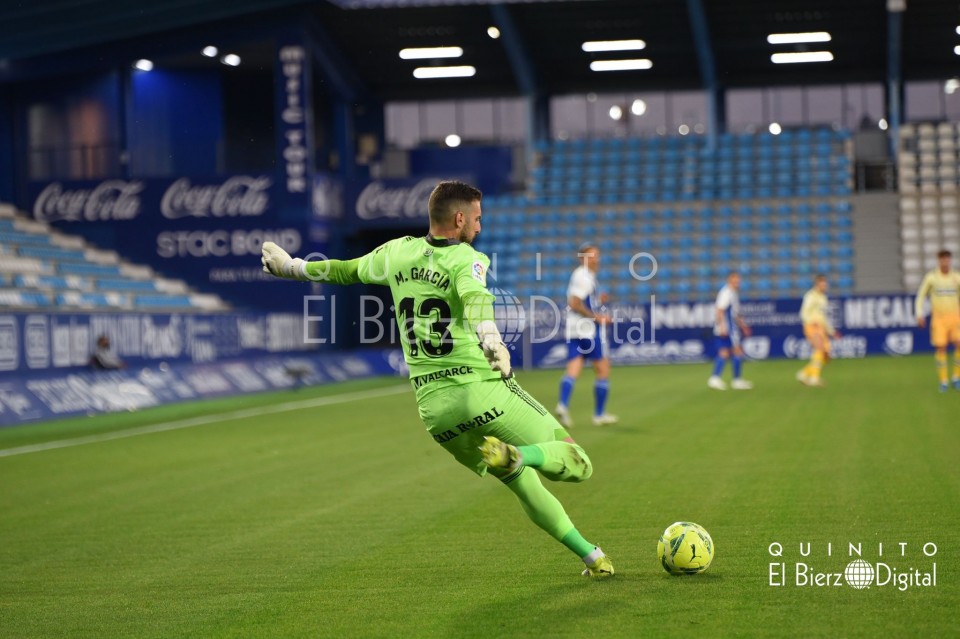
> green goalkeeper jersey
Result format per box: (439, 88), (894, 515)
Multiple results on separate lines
(307, 235), (501, 399)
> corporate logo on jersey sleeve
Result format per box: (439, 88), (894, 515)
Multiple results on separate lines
(472, 261), (486, 285)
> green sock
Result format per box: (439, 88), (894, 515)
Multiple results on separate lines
(517, 442), (592, 483)
(517, 444), (545, 467)
(502, 466), (592, 555)
(561, 529), (596, 558)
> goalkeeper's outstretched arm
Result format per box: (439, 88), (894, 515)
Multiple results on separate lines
(261, 241), (362, 284)
(463, 290), (512, 378)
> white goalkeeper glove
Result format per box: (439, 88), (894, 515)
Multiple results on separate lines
(261, 241), (307, 280)
(476, 320), (512, 378)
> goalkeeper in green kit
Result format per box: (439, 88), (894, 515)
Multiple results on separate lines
(260, 180), (613, 578)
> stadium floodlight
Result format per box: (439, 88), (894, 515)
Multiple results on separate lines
(487, 26), (500, 39)
(133, 59), (153, 71)
(399, 47), (463, 60)
(771, 51), (834, 64)
(766, 31), (831, 45)
(202, 46), (218, 58)
(678, 124), (690, 136)
(769, 122), (782, 135)
(221, 54), (241, 66)
(631, 99), (647, 116)
(955, 25), (960, 35)
(609, 105), (623, 121)
(589, 59), (653, 72)
(413, 66), (476, 79)
(445, 134), (462, 147)
(954, 45), (960, 56)
(582, 39), (646, 52)
(879, 118), (889, 130)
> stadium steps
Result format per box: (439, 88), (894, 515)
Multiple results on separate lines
(0, 203), (231, 311)
(851, 193), (903, 293)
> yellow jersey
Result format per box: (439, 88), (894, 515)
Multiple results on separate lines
(915, 269), (960, 320)
(800, 288), (834, 334)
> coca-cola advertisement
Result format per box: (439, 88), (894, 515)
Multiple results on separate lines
(33, 180), (145, 223)
(26, 175), (318, 311)
(29, 176), (275, 223)
(160, 176), (273, 219)
(350, 176), (471, 227)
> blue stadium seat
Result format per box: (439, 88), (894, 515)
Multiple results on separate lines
(97, 279), (157, 292)
(18, 246), (86, 261)
(836, 261), (854, 274)
(0, 232), (52, 246)
(59, 263), (121, 277)
(835, 245), (854, 258)
(653, 281), (673, 296)
(836, 275), (854, 290)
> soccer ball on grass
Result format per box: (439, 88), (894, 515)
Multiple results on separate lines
(657, 521), (714, 575)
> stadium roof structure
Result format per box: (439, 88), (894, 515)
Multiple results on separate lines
(0, 0), (958, 99)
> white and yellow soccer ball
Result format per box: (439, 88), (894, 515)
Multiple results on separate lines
(657, 521), (715, 575)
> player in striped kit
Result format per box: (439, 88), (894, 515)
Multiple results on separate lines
(707, 272), (753, 390)
(555, 243), (618, 427)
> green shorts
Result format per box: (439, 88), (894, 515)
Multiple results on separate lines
(417, 377), (570, 477)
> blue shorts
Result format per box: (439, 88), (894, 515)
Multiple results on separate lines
(567, 336), (608, 361)
(714, 329), (741, 352)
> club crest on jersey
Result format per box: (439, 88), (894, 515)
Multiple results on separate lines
(472, 261), (486, 285)
(423, 248), (434, 257)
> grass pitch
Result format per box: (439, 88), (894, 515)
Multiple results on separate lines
(1, 356), (958, 638)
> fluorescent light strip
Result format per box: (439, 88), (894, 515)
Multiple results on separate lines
(767, 31), (831, 45)
(589, 59), (653, 72)
(582, 39), (646, 52)
(413, 66), (476, 79)
(399, 46), (463, 60)
(771, 51), (834, 64)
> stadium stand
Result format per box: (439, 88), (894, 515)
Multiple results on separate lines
(898, 122), (960, 290)
(482, 128), (856, 302)
(0, 202), (229, 311)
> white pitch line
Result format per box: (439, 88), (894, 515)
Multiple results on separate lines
(0, 384), (411, 459)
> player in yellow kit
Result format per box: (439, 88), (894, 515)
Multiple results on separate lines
(796, 274), (840, 387)
(915, 249), (960, 392)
